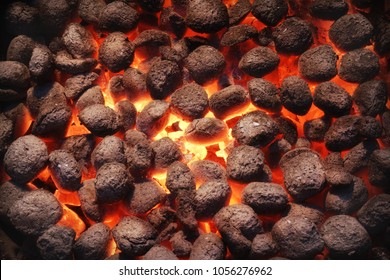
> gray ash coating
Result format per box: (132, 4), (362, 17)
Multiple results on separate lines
(221, 24), (257, 46)
(74, 223), (110, 260)
(143, 245), (178, 260)
(112, 216), (157, 257)
(325, 115), (361, 151)
(124, 130), (153, 175)
(8, 189), (62, 237)
(78, 0), (106, 25)
(61, 134), (94, 164)
(357, 194), (390, 235)
(339, 48), (379, 83)
(252, 0), (288, 26)
(78, 179), (104, 222)
(146, 60), (181, 99)
(185, 118), (228, 144)
(0, 61), (30, 102)
(127, 179), (167, 214)
(0, 181), (30, 220)
(353, 80), (387, 117)
(209, 85), (249, 119)
(29, 44), (54, 82)
(285, 203), (325, 226)
(4, 135), (48, 184)
(95, 162), (133, 204)
(248, 78), (281, 112)
(151, 137), (182, 169)
(250, 233), (278, 259)
(166, 161), (196, 196)
(123, 67), (147, 95)
(136, 100), (170, 138)
(309, 0), (348, 21)
(62, 23), (97, 59)
(214, 204), (263, 258)
(228, 0), (251, 26)
(304, 117), (331, 142)
(99, 1), (139, 32)
(37, 226), (75, 260)
(329, 14), (373, 51)
(49, 149), (81, 191)
(189, 160), (227, 184)
(280, 76), (312, 116)
(134, 30), (171, 48)
(272, 216), (324, 259)
(186, 0), (228, 33)
(344, 139), (379, 174)
(190, 233), (226, 260)
(79, 104), (119, 137)
(358, 117), (383, 139)
(91, 136), (126, 171)
(238, 47), (280, 78)
(321, 215), (371, 259)
(76, 86), (104, 111)
(64, 72), (99, 100)
(6, 35), (36, 65)
(170, 83), (209, 121)
(232, 110), (279, 147)
(368, 148), (390, 189)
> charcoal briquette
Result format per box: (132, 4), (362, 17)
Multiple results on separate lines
(252, 0), (288, 27)
(343, 139), (379, 173)
(0, 114), (13, 159)
(147, 206), (176, 231)
(221, 24), (257, 46)
(146, 60), (181, 99)
(0, 61), (30, 102)
(267, 138), (292, 168)
(127, 179), (166, 214)
(239, 47), (279, 78)
(29, 45), (54, 82)
(358, 116), (382, 139)
(325, 115), (361, 151)
(5, 2), (40, 36)
(79, 104), (119, 137)
(64, 72), (99, 100)
(373, 16), (390, 57)
(324, 167), (353, 187)
(115, 100), (137, 131)
(76, 86), (105, 112)
(285, 203), (324, 226)
(170, 231), (192, 258)
(6, 35), (36, 66)
(109, 75), (125, 96)
(210, 85), (249, 119)
(124, 130), (153, 174)
(177, 190), (198, 235)
(78, 0), (106, 25)
(189, 160), (227, 184)
(368, 148), (390, 188)
(255, 27), (273, 46)
(49, 150), (81, 191)
(250, 233), (278, 259)
(37, 225), (75, 260)
(160, 7), (186, 38)
(78, 179), (104, 222)
(339, 48), (379, 83)
(309, 0), (349, 20)
(274, 117), (298, 145)
(74, 223), (110, 260)
(99, 1), (139, 32)
(123, 67), (147, 95)
(280, 76), (313, 116)
(151, 137), (182, 169)
(190, 233), (226, 260)
(61, 134), (94, 164)
(0, 181), (29, 220)
(62, 23), (97, 59)
(136, 100), (170, 137)
(304, 117), (331, 142)
(185, 118), (228, 144)
(55, 51), (98, 74)
(382, 111), (390, 145)
(91, 136), (126, 170)
(248, 78), (281, 112)
(144, 245), (178, 260)
(166, 161), (196, 195)
(228, 0), (251, 26)
(186, 0), (228, 33)
(134, 30), (171, 48)
(138, 0), (164, 13)
(357, 194), (390, 235)
(353, 79), (387, 117)
(37, 0), (74, 36)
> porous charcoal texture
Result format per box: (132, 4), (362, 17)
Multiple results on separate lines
(166, 161), (196, 195)
(343, 139), (379, 174)
(238, 47), (280, 78)
(309, 0), (348, 20)
(37, 226), (75, 260)
(123, 68), (147, 95)
(75, 86), (104, 111)
(274, 117), (298, 145)
(143, 245), (178, 260)
(5, 2), (40, 36)
(136, 100), (170, 138)
(190, 233), (226, 260)
(78, 0), (106, 25)
(170, 231), (192, 258)
(64, 72), (99, 100)
(358, 117), (382, 139)
(79, 104), (119, 137)
(78, 179), (104, 222)
(99, 1), (139, 32)
(146, 60), (181, 99)
(325, 116), (361, 151)
(0, 115), (13, 159)
(0, 181), (29, 220)
(124, 130), (153, 175)
(228, 0), (252, 26)
(0, 61), (30, 102)
(313, 82), (352, 117)
(185, 118), (228, 144)
(304, 117), (331, 142)
(250, 233), (278, 259)
(280, 76), (312, 116)
(151, 137), (182, 169)
(127, 179), (167, 214)
(6, 35), (36, 65)
(252, 0), (288, 26)
(138, 0), (164, 13)
(91, 136), (126, 170)
(186, 0), (228, 33)
(368, 148), (390, 189)
(285, 203), (325, 226)
(49, 150), (81, 191)
(37, 0), (74, 36)
(209, 85), (249, 119)
(339, 49), (379, 83)
(62, 23), (97, 59)
(116, 100), (137, 131)
(248, 78), (281, 112)
(160, 7), (186, 38)
(189, 160), (227, 184)
(74, 223), (110, 260)
(134, 30), (171, 48)
(357, 194), (390, 235)
(221, 24), (257, 46)
(61, 134), (94, 164)
(353, 80), (387, 117)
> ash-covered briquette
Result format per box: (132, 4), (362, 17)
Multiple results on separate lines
(209, 85), (249, 119)
(78, 179), (104, 222)
(185, 45), (226, 84)
(74, 223), (110, 260)
(122, 67), (147, 95)
(272, 17), (313, 55)
(134, 30), (171, 48)
(250, 233), (278, 259)
(151, 137), (182, 169)
(186, 0), (228, 33)
(160, 41), (190, 64)
(113, 216), (157, 257)
(274, 117), (298, 145)
(29, 44), (54, 82)
(146, 60), (181, 99)
(228, 0), (252, 26)
(49, 150), (81, 191)
(8, 189), (62, 237)
(242, 182), (288, 214)
(115, 100), (137, 131)
(176, 190), (198, 235)
(160, 7), (186, 38)
(280, 148), (326, 201)
(0, 61), (30, 102)
(127, 179), (167, 214)
(124, 130), (153, 175)
(313, 81), (352, 117)
(214, 204), (263, 258)
(5, 2), (40, 36)
(0, 181), (29, 220)
(136, 100), (170, 138)
(220, 24), (257, 46)
(190, 233), (226, 260)
(325, 176), (368, 215)
(368, 148), (390, 188)
(309, 0), (349, 20)
(99, 1), (139, 32)
(343, 139), (379, 174)
(170, 83), (208, 121)
(251, 0), (288, 27)
(280, 76), (313, 116)
(166, 161), (196, 195)
(0, 115), (13, 159)
(325, 115), (361, 151)
(185, 118), (228, 144)
(64, 72), (99, 100)
(329, 14), (373, 51)
(99, 32), (135, 73)
(195, 180), (231, 220)
(4, 135), (48, 184)
(61, 134), (94, 164)
(79, 104), (119, 137)
(272, 216), (324, 259)
(78, 0), (106, 25)
(285, 203), (325, 226)
(238, 47), (280, 78)
(298, 45), (338, 82)
(37, 226), (75, 260)
(144, 245), (178, 260)
(95, 162), (132, 204)
(248, 78), (281, 112)
(62, 23), (97, 59)
(170, 231), (192, 258)
(76, 86), (105, 111)
(321, 215), (371, 259)
(55, 51), (98, 74)
(324, 165), (353, 188)
(304, 117), (331, 142)
(357, 194), (390, 235)
(138, 0), (164, 13)
(189, 160), (227, 184)
(147, 206), (176, 231)
(226, 145), (264, 182)
(6, 35), (36, 66)
(358, 116), (382, 139)
(339, 48), (379, 83)
(36, 0), (74, 36)
(232, 111), (279, 147)
(353, 80), (387, 117)
(91, 136), (126, 170)
(109, 75), (125, 96)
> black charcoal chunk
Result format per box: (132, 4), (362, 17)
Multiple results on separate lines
(37, 226), (75, 260)
(189, 160), (227, 184)
(134, 30), (171, 48)
(127, 179), (166, 214)
(136, 100), (170, 137)
(344, 139), (379, 173)
(4, 135), (48, 184)
(138, 0), (164, 13)
(0, 61), (30, 102)
(227, 145), (264, 182)
(79, 104), (119, 137)
(221, 24), (257, 46)
(298, 45), (338, 82)
(358, 116), (382, 139)
(325, 176), (368, 214)
(186, 0), (228, 33)
(109, 75), (125, 96)
(6, 35), (36, 65)
(8, 190), (62, 237)
(176, 190), (198, 234)
(228, 0), (252, 26)
(250, 233), (278, 259)
(99, 1), (139, 32)
(61, 134), (94, 163)
(144, 245), (178, 260)
(55, 51), (97, 74)
(214, 204), (263, 258)
(285, 203), (324, 226)
(373, 16), (390, 57)
(313, 81), (352, 117)
(190, 233), (225, 260)
(242, 182), (288, 214)
(76, 86), (105, 111)
(339, 48), (379, 83)
(112, 216), (157, 257)
(146, 60), (181, 99)
(74, 223), (110, 260)
(0, 181), (29, 220)
(368, 148), (390, 188)
(324, 160), (353, 187)
(99, 32), (135, 73)
(115, 100), (137, 131)
(185, 45), (225, 84)
(239, 47), (280, 78)
(329, 14), (373, 51)
(325, 152), (345, 169)
(78, 0), (106, 25)
(252, 0), (288, 26)
(248, 78), (281, 112)
(280, 148), (326, 201)
(256, 27), (273, 46)
(272, 216), (324, 259)
(123, 67), (147, 95)
(304, 117), (331, 142)
(210, 85), (249, 119)
(29, 45), (54, 82)
(309, 0), (348, 20)
(147, 206), (176, 231)
(166, 161), (196, 195)
(160, 7), (186, 38)
(170, 231), (192, 257)
(64, 72), (99, 100)
(124, 130), (153, 175)
(49, 150), (81, 191)
(37, 0), (73, 36)
(353, 80), (387, 117)
(5, 2), (40, 36)
(232, 111), (279, 147)
(321, 215), (371, 259)
(267, 138), (292, 168)
(62, 23), (97, 59)
(79, 179), (104, 222)
(151, 137), (182, 169)
(185, 118), (228, 144)
(160, 42), (189, 63)
(272, 17), (313, 55)
(280, 76), (312, 116)
(357, 194), (390, 235)
(325, 115), (361, 151)
(274, 117), (298, 145)
(91, 136), (126, 170)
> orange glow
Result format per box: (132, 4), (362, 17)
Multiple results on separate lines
(54, 190), (81, 207)
(57, 205), (86, 238)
